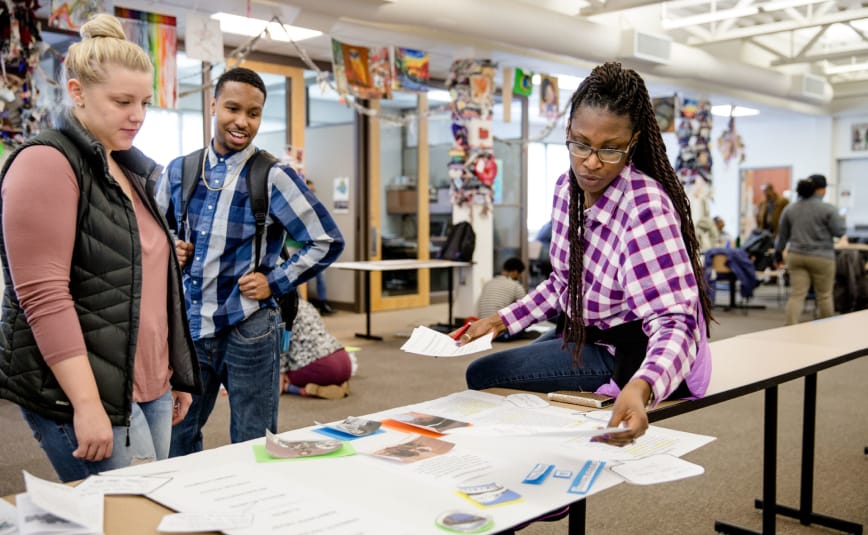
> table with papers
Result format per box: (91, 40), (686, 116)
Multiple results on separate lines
(5, 390), (715, 535)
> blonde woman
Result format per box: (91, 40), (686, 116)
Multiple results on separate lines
(0, 14), (200, 481)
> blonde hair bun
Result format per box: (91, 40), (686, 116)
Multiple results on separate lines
(79, 13), (127, 41)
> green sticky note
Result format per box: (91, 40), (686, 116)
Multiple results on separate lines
(252, 441), (356, 462)
(513, 68), (533, 96)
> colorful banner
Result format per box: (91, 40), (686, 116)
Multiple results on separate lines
(115, 7), (177, 109)
(513, 68), (533, 96)
(392, 47), (429, 92)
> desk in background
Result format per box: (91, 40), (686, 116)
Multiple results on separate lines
(330, 259), (471, 340)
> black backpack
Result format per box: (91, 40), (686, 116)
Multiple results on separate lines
(180, 148), (299, 327)
(437, 221), (476, 262)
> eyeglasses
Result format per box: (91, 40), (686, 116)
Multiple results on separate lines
(565, 135), (635, 164)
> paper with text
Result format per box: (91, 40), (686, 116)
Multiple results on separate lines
(75, 474), (171, 496)
(400, 326), (493, 357)
(22, 471), (102, 534)
(611, 454), (705, 485)
(0, 498), (16, 535)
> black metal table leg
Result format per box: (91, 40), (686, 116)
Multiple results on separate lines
(355, 270), (382, 340)
(568, 500), (586, 535)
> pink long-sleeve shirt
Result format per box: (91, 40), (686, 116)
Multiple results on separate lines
(2, 146), (171, 402)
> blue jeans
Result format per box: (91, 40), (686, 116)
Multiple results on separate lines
(22, 390), (174, 482)
(314, 271), (327, 301)
(465, 330), (615, 392)
(170, 307), (280, 456)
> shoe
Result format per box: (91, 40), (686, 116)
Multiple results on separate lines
(304, 381), (349, 400)
(320, 302), (335, 315)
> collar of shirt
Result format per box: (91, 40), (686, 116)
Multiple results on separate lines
(205, 142), (257, 177)
(583, 165), (632, 229)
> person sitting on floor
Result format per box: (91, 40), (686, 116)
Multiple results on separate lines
(280, 299), (354, 399)
(477, 258), (529, 341)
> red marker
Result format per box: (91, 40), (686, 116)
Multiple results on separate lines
(452, 322), (472, 341)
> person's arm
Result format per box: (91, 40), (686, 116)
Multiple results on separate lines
(621, 201), (701, 406)
(265, 165), (345, 298)
(2, 146), (113, 461)
(774, 206), (791, 262)
(154, 159), (193, 267)
(828, 206), (847, 238)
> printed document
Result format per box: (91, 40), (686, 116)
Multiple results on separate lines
(400, 326), (493, 357)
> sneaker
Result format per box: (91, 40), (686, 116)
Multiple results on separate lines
(304, 381), (349, 400)
(320, 302), (335, 315)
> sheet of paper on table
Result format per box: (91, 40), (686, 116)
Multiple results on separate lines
(400, 326), (493, 357)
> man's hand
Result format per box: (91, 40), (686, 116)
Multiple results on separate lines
(175, 240), (193, 268)
(171, 391), (192, 425)
(238, 272), (272, 301)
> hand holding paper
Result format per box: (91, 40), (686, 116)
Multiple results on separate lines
(400, 326), (493, 357)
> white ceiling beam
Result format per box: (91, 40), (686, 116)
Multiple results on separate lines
(685, 7), (868, 44)
(746, 36), (787, 58)
(794, 24), (829, 57)
(771, 44), (868, 64)
(715, 0), (758, 34)
(579, 0), (665, 16)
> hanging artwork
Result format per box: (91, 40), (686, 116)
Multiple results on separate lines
(1, 0), (47, 149)
(717, 114), (746, 165)
(675, 97), (714, 243)
(652, 96), (675, 133)
(48, 0), (108, 31)
(115, 7), (177, 109)
(184, 13), (224, 65)
(331, 39), (391, 101)
(539, 74), (558, 120)
(392, 47), (429, 92)
(445, 59), (496, 211)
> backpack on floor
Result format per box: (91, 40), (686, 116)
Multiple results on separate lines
(180, 149), (299, 327)
(437, 221), (476, 262)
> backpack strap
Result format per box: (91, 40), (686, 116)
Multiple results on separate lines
(244, 149), (279, 271)
(179, 148), (206, 238)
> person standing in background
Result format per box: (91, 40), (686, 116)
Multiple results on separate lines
(156, 67), (344, 456)
(756, 183), (789, 237)
(774, 174), (846, 324)
(0, 14), (200, 481)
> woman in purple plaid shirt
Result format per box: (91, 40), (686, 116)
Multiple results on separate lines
(461, 63), (713, 446)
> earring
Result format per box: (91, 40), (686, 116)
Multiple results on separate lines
(77, 101), (84, 108)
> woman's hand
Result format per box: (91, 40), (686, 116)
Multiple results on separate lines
(175, 240), (193, 268)
(172, 391), (192, 425)
(600, 379), (651, 446)
(71, 400), (114, 461)
(449, 314), (507, 345)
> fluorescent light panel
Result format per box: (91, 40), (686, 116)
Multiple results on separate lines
(711, 104), (760, 117)
(212, 12), (322, 42)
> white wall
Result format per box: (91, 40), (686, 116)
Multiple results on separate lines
(707, 113), (833, 241)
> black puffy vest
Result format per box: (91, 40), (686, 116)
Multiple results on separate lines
(0, 115), (200, 425)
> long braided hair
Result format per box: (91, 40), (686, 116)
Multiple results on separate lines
(562, 62), (714, 366)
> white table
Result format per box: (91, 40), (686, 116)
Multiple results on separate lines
(330, 259), (472, 340)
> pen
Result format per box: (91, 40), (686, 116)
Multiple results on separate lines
(452, 323), (472, 341)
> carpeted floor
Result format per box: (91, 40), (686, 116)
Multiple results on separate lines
(1, 284), (866, 534)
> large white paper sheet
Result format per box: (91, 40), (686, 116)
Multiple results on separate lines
(611, 454), (705, 485)
(0, 498), (17, 535)
(21, 472), (102, 534)
(400, 326), (493, 357)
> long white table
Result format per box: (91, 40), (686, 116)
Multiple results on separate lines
(330, 259), (472, 340)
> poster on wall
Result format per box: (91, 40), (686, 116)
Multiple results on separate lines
(851, 123), (868, 151)
(333, 177), (350, 214)
(392, 47), (429, 92)
(115, 7), (177, 109)
(184, 13), (224, 65)
(49, 0), (110, 31)
(539, 74), (559, 120)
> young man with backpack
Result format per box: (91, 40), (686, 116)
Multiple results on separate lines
(155, 68), (345, 456)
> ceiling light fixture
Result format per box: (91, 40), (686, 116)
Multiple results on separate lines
(662, 6), (759, 30)
(711, 104), (760, 117)
(211, 12), (322, 42)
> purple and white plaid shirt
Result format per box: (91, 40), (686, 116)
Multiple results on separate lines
(501, 165), (711, 402)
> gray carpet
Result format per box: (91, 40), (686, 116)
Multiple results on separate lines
(2, 285), (866, 534)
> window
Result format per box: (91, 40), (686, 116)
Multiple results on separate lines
(527, 142), (567, 234)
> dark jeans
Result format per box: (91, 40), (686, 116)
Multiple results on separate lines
(170, 307), (281, 456)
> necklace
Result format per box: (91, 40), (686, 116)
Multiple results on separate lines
(200, 151), (252, 192)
